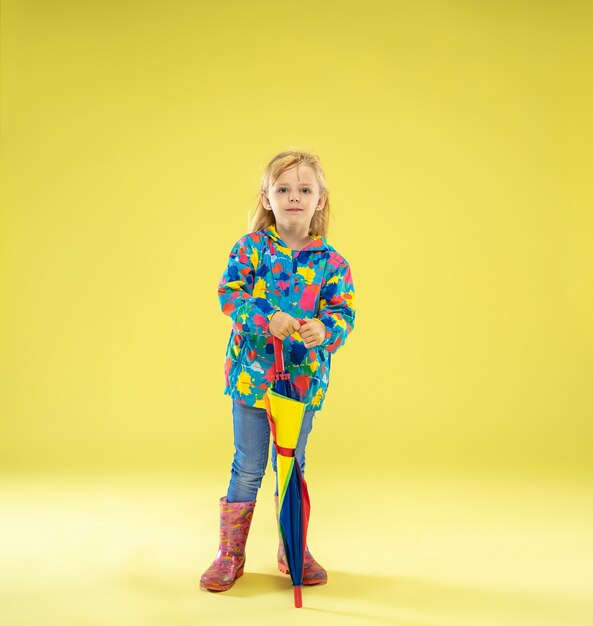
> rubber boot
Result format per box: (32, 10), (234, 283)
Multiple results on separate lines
(199, 496), (256, 592)
(274, 495), (328, 585)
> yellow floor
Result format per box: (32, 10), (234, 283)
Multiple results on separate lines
(1, 470), (592, 626)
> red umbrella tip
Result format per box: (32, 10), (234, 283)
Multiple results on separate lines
(294, 585), (303, 608)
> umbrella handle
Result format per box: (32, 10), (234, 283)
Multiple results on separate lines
(272, 318), (308, 373)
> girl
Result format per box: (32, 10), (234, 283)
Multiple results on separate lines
(200, 150), (356, 592)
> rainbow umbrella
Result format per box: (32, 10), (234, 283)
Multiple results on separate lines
(264, 325), (311, 608)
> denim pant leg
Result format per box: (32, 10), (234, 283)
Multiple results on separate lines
(226, 400), (271, 503)
(271, 407), (316, 497)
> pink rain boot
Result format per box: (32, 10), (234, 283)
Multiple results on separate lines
(274, 495), (328, 585)
(199, 496), (256, 592)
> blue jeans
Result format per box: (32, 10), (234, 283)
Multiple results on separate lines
(226, 399), (316, 503)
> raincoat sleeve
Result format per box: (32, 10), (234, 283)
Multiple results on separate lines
(316, 255), (356, 354)
(218, 235), (280, 336)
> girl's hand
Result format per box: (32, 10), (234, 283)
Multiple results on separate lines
(297, 318), (326, 349)
(269, 311), (301, 340)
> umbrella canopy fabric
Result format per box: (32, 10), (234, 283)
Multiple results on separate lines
(264, 329), (311, 608)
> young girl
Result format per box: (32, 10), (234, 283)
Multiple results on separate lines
(200, 150), (356, 592)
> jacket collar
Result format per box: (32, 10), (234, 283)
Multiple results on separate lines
(263, 223), (329, 252)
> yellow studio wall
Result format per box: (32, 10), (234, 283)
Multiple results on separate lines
(1, 1), (592, 479)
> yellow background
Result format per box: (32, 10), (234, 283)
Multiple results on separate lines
(1, 2), (592, 625)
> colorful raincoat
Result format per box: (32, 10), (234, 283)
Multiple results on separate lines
(218, 224), (356, 411)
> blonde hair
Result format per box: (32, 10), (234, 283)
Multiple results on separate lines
(249, 150), (331, 238)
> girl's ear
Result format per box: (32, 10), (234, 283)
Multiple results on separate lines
(316, 192), (328, 211)
(260, 190), (271, 210)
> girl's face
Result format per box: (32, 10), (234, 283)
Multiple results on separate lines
(261, 165), (326, 233)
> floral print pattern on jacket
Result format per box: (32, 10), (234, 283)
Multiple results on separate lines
(218, 224), (356, 410)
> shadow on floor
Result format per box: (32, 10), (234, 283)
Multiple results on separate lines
(220, 570), (591, 625)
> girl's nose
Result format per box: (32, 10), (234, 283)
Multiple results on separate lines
(290, 190), (300, 201)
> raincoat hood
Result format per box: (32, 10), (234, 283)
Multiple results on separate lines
(263, 224), (330, 253)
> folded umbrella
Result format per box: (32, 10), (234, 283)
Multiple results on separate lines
(263, 320), (311, 608)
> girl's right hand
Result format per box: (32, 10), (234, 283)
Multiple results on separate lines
(268, 311), (301, 340)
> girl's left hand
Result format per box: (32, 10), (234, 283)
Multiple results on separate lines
(298, 318), (326, 348)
